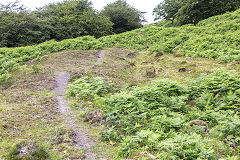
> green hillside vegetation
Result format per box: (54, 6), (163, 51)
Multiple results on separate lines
(153, 0), (240, 25)
(0, 36), (102, 85)
(67, 9), (240, 159)
(100, 8), (240, 62)
(0, 0), (144, 48)
(68, 70), (240, 159)
(0, 6), (240, 159)
(1, 8), (240, 85)
(100, 0), (144, 34)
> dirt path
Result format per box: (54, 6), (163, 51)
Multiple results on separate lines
(96, 51), (104, 65)
(54, 51), (105, 160)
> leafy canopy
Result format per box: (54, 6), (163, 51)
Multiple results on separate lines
(0, 0), (114, 47)
(176, 0), (240, 25)
(100, 0), (145, 34)
(35, 0), (113, 40)
(153, 0), (182, 23)
(154, 0), (240, 25)
(0, 1), (52, 47)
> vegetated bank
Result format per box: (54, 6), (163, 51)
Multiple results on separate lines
(65, 9), (240, 159)
(0, 8), (240, 85)
(0, 8), (239, 160)
(68, 69), (240, 159)
(99, 8), (240, 62)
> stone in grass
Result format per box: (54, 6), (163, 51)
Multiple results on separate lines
(84, 109), (104, 125)
(144, 66), (157, 78)
(178, 68), (187, 72)
(174, 53), (182, 57)
(6, 141), (49, 160)
(127, 52), (136, 58)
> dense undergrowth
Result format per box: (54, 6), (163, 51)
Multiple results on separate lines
(68, 70), (240, 159)
(99, 9), (240, 62)
(1, 8), (240, 85)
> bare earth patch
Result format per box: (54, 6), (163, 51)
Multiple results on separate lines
(55, 72), (96, 159)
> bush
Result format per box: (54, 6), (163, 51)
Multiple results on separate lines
(0, 1), (52, 47)
(67, 76), (116, 101)
(5, 141), (50, 160)
(158, 134), (216, 159)
(100, 0), (144, 34)
(35, 0), (113, 40)
(190, 70), (240, 111)
(176, 0), (240, 25)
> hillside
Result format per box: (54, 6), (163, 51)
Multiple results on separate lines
(1, 8), (240, 85)
(99, 8), (240, 62)
(0, 9), (240, 159)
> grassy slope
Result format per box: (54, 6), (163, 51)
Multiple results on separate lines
(68, 48), (240, 159)
(99, 9), (240, 62)
(1, 47), (239, 159)
(0, 51), (118, 159)
(0, 8), (240, 160)
(1, 8), (240, 84)
(66, 9), (240, 159)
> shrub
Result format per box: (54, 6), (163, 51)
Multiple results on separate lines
(67, 76), (116, 101)
(92, 70), (240, 158)
(157, 134), (216, 160)
(5, 141), (50, 160)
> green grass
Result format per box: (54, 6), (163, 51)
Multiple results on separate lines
(1, 7), (240, 160)
(1, 8), (240, 84)
(0, 36), (102, 84)
(0, 71), (85, 159)
(65, 48), (240, 159)
(1, 46), (240, 159)
(68, 69), (240, 159)
(0, 50), (117, 159)
(99, 8), (240, 63)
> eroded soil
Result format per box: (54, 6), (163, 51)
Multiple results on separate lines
(54, 51), (106, 160)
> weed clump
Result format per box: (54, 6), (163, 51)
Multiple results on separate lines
(67, 76), (116, 101)
(6, 141), (50, 160)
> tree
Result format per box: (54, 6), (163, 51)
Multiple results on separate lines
(153, 0), (182, 24)
(35, 0), (113, 40)
(100, 0), (145, 34)
(0, 1), (52, 47)
(176, 0), (240, 25)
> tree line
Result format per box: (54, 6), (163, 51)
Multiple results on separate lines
(1, 0), (239, 48)
(153, 0), (240, 25)
(0, 0), (144, 47)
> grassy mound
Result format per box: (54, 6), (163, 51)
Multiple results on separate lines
(6, 141), (49, 160)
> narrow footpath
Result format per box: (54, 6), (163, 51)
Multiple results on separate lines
(54, 51), (105, 160)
